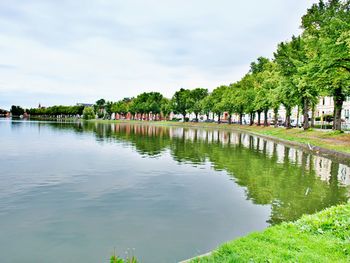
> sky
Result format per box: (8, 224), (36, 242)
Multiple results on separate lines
(0, 0), (319, 110)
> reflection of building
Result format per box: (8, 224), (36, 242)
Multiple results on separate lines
(314, 156), (332, 183)
(338, 164), (350, 186)
(167, 126), (350, 187)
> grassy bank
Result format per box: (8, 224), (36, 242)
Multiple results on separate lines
(189, 203), (350, 263)
(235, 125), (350, 154)
(88, 120), (350, 154)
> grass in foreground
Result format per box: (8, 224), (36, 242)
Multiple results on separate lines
(190, 203), (350, 263)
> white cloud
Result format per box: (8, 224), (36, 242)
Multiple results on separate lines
(0, 0), (319, 109)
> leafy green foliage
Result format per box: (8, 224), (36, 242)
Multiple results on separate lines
(189, 88), (208, 121)
(10, 105), (25, 116)
(28, 105), (85, 116)
(171, 88), (193, 120)
(82, 107), (95, 120)
(110, 255), (138, 263)
(191, 203), (350, 263)
(160, 97), (172, 119)
(301, 0), (350, 130)
(132, 92), (163, 115)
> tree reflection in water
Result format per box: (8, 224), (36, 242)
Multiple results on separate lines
(50, 122), (350, 225)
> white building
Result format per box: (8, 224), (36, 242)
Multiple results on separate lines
(170, 96), (350, 129)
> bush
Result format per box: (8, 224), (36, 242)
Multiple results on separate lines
(97, 112), (105, 119)
(110, 254), (138, 263)
(83, 107), (95, 120)
(314, 124), (333, 129)
(323, 114), (333, 122)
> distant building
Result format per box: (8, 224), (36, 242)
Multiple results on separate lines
(316, 96), (350, 122)
(0, 108), (9, 117)
(38, 103), (46, 109)
(76, 103), (94, 107)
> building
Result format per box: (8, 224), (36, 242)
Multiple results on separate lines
(76, 103), (94, 107)
(169, 96), (350, 129)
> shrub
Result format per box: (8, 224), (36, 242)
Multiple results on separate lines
(83, 107), (95, 120)
(314, 124), (333, 129)
(110, 255), (138, 263)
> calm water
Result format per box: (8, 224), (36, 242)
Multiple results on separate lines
(0, 120), (349, 263)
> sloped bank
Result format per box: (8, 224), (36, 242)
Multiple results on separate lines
(185, 203), (350, 263)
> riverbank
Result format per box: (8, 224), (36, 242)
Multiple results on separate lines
(89, 120), (350, 158)
(187, 202), (350, 262)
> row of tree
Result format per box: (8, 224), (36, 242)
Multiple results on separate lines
(9, 105), (85, 117)
(86, 0), (349, 131)
(27, 105), (85, 117)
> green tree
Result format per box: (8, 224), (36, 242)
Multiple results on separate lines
(274, 39), (302, 129)
(221, 87), (236, 124)
(94, 98), (106, 119)
(189, 88), (208, 122)
(200, 95), (214, 120)
(131, 92), (163, 120)
(250, 57), (272, 126)
(147, 92), (163, 119)
(239, 74), (256, 125)
(112, 100), (129, 117)
(160, 98), (172, 120)
(301, 0), (350, 130)
(10, 105), (24, 116)
(211, 85), (228, 124)
(83, 107), (95, 120)
(171, 88), (192, 121)
(105, 101), (114, 118)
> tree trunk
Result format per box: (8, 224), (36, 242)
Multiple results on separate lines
(257, 111), (261, 126)
(218, 113), (221, 124)
(206, 113), (210, 120)
(239, 113), (243, 125)
(250, 113), (254, 126)
(285, 107), (292, 129)
(182, 113), (187, 122)
(228, 114), (232, 124)
(333, 95), (344, 131)
(296, 105), (300, 128)
(333, 99), (343, 131)
(195, 112), (199, 122)
(264, 109), (268, 127)
(274, 108), (278, 128)
(311, 104), (315, 128)
(303, 98), (309, 130)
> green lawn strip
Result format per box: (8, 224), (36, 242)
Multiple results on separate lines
(190, 203), (350, 263)
(234, 126), (350, 154)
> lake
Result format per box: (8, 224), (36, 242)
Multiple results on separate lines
(0, 119), (349, 263)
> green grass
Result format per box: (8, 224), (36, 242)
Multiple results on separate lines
(190, 203), (350, 263)
(236, 126), (350, 154)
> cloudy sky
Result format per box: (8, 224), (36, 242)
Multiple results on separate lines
(0, 0), (318, 109)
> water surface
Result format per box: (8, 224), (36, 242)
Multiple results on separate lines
(0, 120), (349, 262)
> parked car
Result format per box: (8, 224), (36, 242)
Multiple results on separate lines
(290, 119), (302, 128)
